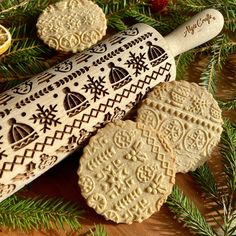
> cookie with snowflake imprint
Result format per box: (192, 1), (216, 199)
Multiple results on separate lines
(136, 80), (223, 173)
(77, 120), (175, 224)
(36, 0), (107, 52)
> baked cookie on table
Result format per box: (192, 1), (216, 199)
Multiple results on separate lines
(78, 120), (176, 224)
(37, 0), (107, 52)
(136, 80), (223, 173)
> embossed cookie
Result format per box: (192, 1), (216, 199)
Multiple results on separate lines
(137, 80), (223, 173)
(77, 120), (175, 224)
(37, 0), (107, 52)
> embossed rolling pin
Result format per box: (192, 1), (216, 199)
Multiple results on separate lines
(0, 9), (224, 202)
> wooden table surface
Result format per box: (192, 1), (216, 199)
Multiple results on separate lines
(1, 54), (235, 236)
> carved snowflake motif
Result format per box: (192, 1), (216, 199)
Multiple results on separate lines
(82, 75), (109, 102)
(125, 52), (149, 77)
(104, 166), (129, 194)
(30, 104), (61, 133)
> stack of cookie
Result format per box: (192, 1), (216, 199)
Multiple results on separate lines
(77, 80), (223, 224)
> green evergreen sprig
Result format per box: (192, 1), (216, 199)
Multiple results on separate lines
(88, 225), (108, 236)
(167, 186), (216, 236)
(220, 120), (236, 196)
(190, 163), (220, 204)
(175, 50), (196, 81)
(218, 99), (236, 110)
(0, 194), (84, 232)
(0, 0), (60, 25)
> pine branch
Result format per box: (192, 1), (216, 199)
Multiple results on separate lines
(191, 164), (220, 204)
(214, 198), (236, 236)
(107, 15), (127, 31)
(175, 50), (196, 81)
(219, 120), (236, 196)
(96, 0), (152, 31)
(199, 34), (234, 95)
(218, 99), (236, 110)
(124, 9), (165, 29)
(0, 194), (83, 232)
(1, 39), (53, 64)
(96, 0), (150, 17)
(170, 0), (236, 32)
(167, 186), (216, 236)
(0, 0), (60, 24)
(200, 53), (218, 95)
(0, 59), (52, 80)
(88, 225), (108, 236)
(9, 24), (36, 41)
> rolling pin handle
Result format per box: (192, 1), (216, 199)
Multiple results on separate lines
(164, 9), (224, 57)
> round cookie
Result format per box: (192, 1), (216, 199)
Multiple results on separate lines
(78, 120), (175, 224)
(37, 0), (107, 52)
(136, 80), (223, 173)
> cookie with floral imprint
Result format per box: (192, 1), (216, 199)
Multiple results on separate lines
(37, 0), (107, 52)
(136, 80), (223, 173)
(78, 119), (176, 224)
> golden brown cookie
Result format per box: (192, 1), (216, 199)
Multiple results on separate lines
(77, 120), (175, 224)
(37, 0), (107, 52)
(136, 80), (223, 173)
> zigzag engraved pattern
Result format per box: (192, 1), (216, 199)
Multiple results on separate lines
(0, 62), (172, 179)
(136, 122), (175, 182)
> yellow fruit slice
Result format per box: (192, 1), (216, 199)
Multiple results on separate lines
(0, 24), (11, 55)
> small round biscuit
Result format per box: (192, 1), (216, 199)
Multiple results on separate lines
(136, 81), (223, 173)
(37, 0), (107, 52)
(78, 120), (175, 224)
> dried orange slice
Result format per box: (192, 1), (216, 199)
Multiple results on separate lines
(0, 24), (11, 55)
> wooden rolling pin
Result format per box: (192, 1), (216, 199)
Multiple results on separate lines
(0, 9), (224, 202)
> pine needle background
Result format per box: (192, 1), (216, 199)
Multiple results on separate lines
(0, 0), (235, 235)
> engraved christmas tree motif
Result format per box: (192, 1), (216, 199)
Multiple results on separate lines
(30, 104), (61, 133)
(0, 135), (7, 160)
(63, 87), (90, 117)
(12, 161), (36, 182)
(82, 75), (109, 102)
(125, 52), (149, 77)
(108, 62), (132, 90)
(94, 107), (126, 129)
(8, 118), (39, 151)
(146, 41), (168, 67)
(56, 129), (91, 153)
